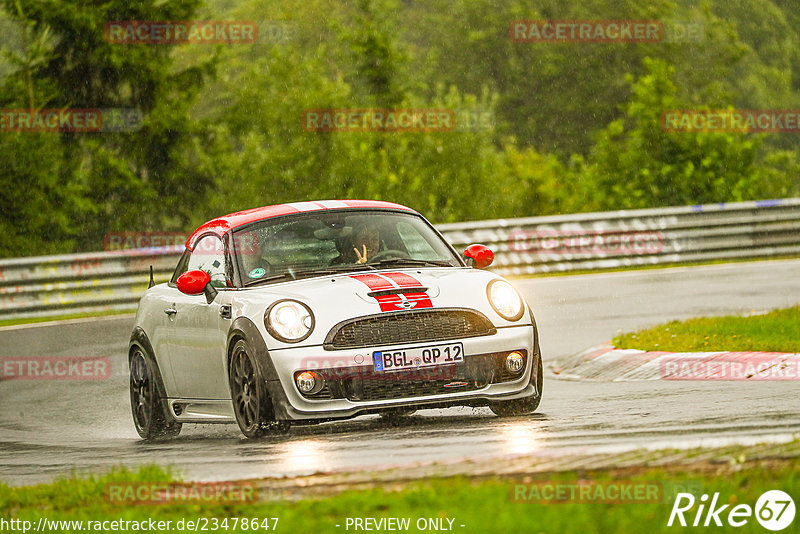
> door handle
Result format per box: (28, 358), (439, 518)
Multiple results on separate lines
(164, 307), (178, 316)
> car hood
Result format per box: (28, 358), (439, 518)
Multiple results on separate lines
(229, 267), (527, 350)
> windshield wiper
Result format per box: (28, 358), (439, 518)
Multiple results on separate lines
(370, 258), (454, 268)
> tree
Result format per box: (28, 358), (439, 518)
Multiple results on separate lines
(579, 58), (794, 210)
(0, 0), (216, 256)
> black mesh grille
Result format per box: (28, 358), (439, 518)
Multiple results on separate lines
(324, 308), (496, 350)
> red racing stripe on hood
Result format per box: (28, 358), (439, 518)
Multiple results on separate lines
(380, 271), (423, 288)
(350, 273), (395, 291)
(351, 272), (434, 311)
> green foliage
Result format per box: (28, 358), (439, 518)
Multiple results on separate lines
(0, 0), (799, 257)
(578, 58), (797, 210)
(0, 0), (215, 255)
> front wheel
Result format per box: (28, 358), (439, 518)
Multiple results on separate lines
(489, 354), (543, 417)
(229, 339), (289, 439)
(130, 348), (182, 440)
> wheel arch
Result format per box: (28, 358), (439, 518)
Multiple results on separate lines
(128, 326), (177, 422)
(226, 317), (291, 420)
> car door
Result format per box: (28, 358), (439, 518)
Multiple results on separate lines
(167, 234), (233, 399)
(144, 282), (183, 397)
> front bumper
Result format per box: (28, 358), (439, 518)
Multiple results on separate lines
(268, 324), (537, 420)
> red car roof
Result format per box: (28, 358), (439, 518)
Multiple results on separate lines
(186, 200), (417, 249)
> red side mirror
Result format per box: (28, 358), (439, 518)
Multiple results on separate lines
(176, 270), (211, 295)
(464, 244), (494, 269)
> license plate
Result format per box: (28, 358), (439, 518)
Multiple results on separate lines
(373, 342), (464, 372)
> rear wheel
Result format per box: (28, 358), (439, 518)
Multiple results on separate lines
(130, 348), (181, 440)
(489, 354), (543, 417)
(229, 339), (289, 438)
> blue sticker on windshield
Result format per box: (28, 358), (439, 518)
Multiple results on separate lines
(249, 267), (266, 279)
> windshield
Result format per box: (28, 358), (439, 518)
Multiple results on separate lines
(232, 210), (461, 286)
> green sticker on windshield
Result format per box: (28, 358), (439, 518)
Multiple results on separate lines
(249, 267), (266, 279)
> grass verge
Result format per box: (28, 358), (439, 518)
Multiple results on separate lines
(613, 305), (800, 352)
(2, 455), (799, 533)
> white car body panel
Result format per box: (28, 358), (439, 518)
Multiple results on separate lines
(130, 200), (543, 430)
(134, 265), (537, 423)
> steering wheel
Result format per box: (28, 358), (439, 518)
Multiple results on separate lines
(369, 249), (409, 263)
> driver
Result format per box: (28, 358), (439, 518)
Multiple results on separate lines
(331, 222), (381, 265)
(352, 223), (380, 264)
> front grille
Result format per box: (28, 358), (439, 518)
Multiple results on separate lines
(324, 308), (496, 350)
(301, 350), (526, 401)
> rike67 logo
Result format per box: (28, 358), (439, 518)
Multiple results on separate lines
(668, 490), (795, 530)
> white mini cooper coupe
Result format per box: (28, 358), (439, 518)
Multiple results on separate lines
(129, 200), (542, 439)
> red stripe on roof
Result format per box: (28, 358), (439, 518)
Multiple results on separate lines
(186, 200), (416, 249)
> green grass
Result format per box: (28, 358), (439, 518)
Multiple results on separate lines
(613, 306), (800, 352)
(0, 309), (135, 328)
(2, 458), (799, 533)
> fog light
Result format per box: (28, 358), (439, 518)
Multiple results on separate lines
(505, 351), (525, 373)
(295, 371), (321, 394)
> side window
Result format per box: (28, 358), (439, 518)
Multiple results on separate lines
(170, 250), (191, 285)
(186, 235), (229, 288)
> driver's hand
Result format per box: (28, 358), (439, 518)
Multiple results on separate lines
(354, 245), (368, 264)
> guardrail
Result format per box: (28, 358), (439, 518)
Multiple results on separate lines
(438, 197), (800, 276)
(1, 198), (799, 320)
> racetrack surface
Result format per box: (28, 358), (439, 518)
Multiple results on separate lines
(1, 259), (799, 486)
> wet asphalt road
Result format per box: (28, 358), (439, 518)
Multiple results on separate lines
(1, 260), (799, 486)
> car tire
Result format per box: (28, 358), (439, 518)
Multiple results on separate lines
(130, 348), (182, 440)
(489, 354), (543, 417)
(229, 339), (290, 438)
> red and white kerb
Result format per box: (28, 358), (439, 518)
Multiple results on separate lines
(350, 272), (433, 312)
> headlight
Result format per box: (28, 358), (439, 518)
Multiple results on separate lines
(487, 280), (524, 321)
(265, 299), (314, 342)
